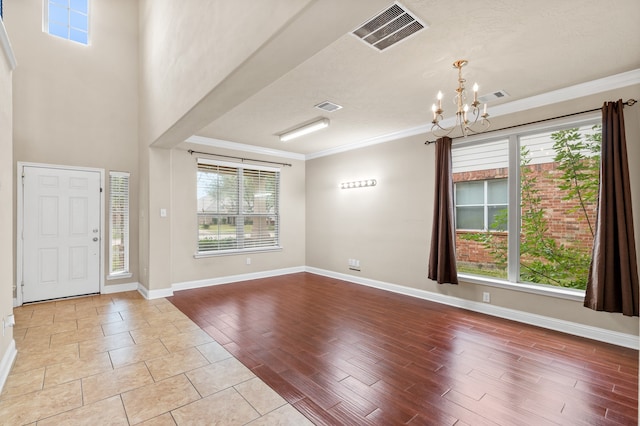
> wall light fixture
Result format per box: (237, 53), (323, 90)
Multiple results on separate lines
(340, 179), (377, 189)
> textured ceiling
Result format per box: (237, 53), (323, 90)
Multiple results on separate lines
(195, 0), (640, 156)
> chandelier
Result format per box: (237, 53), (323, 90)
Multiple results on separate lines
(431, 60), (490, 138)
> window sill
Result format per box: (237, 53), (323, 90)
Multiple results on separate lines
(107, 272), (133, 281)
(194, 246), (283, 259)
(458, 273), (586, 302)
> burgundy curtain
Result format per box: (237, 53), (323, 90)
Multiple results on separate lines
(584, 100), (639, 316)
(428, 137), (458, 284)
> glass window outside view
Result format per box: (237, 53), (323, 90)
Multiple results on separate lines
(453, 123), (601, 290)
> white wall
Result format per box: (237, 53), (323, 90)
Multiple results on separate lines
(6, 0), (140, 291)
(306, 85), (640, 337)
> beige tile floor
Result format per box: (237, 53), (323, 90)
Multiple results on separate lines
(0, 291), (314, 425)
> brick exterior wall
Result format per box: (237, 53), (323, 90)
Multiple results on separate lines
(453, 162), (596, 268)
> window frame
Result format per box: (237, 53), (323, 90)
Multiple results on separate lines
(108, 171), (131, 279)
(452, 112), (601, 300)
(43, 0), (90, 45)
(195, 158), (282, 258)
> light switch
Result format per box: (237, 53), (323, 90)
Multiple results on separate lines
(160, 208), (167, 217)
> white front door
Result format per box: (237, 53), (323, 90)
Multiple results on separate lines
(22, 166), (101, 303)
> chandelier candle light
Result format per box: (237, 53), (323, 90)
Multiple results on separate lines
(431, 60), (490, 138)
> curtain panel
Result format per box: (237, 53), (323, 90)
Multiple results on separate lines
(428, 137), (459, 284)
(585, 100), (639, 316)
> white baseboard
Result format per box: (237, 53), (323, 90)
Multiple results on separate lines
(140, 286), (174, 300)
(0, 339), (17, 395)
(102, 282), (140, 294)
(172, 266), (305, 292)
(305, 267), (640, 350)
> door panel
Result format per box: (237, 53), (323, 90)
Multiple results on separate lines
(23, 166), (101, 303)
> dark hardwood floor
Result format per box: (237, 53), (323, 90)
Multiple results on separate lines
(167, 272), (638, 425)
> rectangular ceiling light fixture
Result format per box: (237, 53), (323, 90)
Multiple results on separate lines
(279, 118), (329, 142)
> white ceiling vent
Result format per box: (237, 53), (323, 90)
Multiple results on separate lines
(479, 90), (510, 103)
(315, 101), (343, 113)
(352, 2), (427, 51)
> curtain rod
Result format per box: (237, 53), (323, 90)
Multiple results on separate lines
(188, 149), (292, 167)
(424, 98), (637, 145)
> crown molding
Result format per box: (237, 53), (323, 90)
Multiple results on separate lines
(185, 135), (306, 161)
(187, 69), (640, 162)
(0, 19), (17, 70)
(307, 68), (640, 160)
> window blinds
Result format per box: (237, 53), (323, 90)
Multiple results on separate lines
(197, 160), (280, 253)
(109, 171), (130, 275)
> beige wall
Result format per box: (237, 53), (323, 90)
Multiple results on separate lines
(0, 21), (15, 372)
(6, 0), (140, 290)
(136, 0), (389, 292)
(169, 144), (306, 285)
(137, 0), (313, 147)
(306, 85), (640, 336)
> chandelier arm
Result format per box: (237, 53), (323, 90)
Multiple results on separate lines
(430, 121), (457, 138)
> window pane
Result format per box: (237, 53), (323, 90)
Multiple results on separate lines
(197, 166), (239, 214)
(70, 28), (87, 44)
(487, 179), (507, 204)
(455, 181), (483, 205)
(70, 10), (87, 31)
(50, 0), (69, 6)
(488, 206), (507, 231)
(243, 216), (278, 248)
(49, 22), (68, 39)
(49, 4), (68, 25)
(243, 169), (277, 214)
(456, 207), (483, 230)
(518, 125), (600, 289)
(198, 215), (239, 252)
(453, 139), (509, 279)
(70, 0), (87, 14)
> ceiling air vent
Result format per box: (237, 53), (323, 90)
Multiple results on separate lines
(352, 2), (427, 51)
(478, 90), (510, 103)
(315, 101), (343, 112)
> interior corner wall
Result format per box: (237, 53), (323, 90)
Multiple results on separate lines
(0, 21), (15, 381)
(306, 84), (640, 337)
(5, 0), (140, 292)
(168, 144), (306, 286)
(137, 0), (313, 147)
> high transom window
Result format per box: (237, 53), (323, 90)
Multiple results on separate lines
(45, 0), (89, 45)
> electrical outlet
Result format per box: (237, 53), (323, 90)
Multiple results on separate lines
(482, 292), (491, 303)
(246, 257), (251, 265)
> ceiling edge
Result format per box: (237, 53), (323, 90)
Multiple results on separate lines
(187, 69), (640, 162)
(306, 68), (640, 160)
(184, 135), (306, 161)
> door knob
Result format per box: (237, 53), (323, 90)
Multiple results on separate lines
(93, 237), (99, 242)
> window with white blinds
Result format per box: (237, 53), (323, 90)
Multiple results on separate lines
(109, 171), (130, 277)
(197, 159), (280, 254)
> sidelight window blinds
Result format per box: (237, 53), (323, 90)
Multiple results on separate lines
(109, 171), (130, 277)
